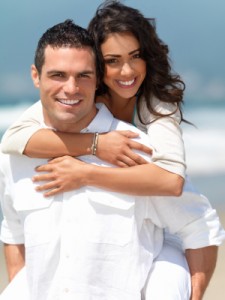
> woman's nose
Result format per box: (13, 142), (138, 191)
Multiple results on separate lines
(120, 62), (134, 76)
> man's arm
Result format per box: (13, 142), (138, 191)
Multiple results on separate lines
(185, 246), (218, 300)
(4, 243), (25, 281)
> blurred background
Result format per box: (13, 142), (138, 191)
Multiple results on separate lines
(0, 0), (224, 298)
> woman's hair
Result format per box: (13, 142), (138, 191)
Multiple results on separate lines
(88, 0), (185, 122)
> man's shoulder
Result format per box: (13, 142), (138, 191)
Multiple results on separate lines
(0, 145), (11, 177)
(0, 148), (47, 179)
(112, 118), (151, 147)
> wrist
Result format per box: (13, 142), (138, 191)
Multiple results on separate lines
(90, 132), (99, 156)
(81, 163), (96, 187)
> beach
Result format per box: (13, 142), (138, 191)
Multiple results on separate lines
(0, 243), (7, 292)
(203, 209), (225, 300)
(1, 204), (225, 299)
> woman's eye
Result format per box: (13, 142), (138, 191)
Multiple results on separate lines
(104, 58), (117, 65)
(78, 73), (90, 79)
(133, 53), (141, 59)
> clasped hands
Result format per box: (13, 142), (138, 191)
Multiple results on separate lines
(32, 130), (152, 197)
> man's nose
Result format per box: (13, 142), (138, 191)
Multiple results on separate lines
(64, 77), (79, 94)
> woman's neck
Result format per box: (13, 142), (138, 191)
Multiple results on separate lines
(96, 93), (136, 123)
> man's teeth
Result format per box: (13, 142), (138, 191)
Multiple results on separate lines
(119, 79), (135, 86)
(59, 99), (80, 105)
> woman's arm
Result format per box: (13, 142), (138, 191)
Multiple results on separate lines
(1, 102), (151, 166)
(1, 101), (43, 155)
(135, 97), (186, 178)
(24, 129), (152, 166)
(32, 155), (184, 197)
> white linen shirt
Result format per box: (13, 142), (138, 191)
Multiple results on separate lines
(1, 104), (225, 300)
(0, 104), (163, 300)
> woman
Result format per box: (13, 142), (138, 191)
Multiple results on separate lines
(1, 1), (221, 299)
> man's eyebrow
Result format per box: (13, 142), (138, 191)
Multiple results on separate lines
(46, 70), (64, 75)
(46, 70), (95, 75)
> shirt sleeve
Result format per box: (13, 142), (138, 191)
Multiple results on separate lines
(1, 101), (43, 155)
(0, 151), (24, 244)
(147, 177), (225, 249)
(134, 96), (186, 178)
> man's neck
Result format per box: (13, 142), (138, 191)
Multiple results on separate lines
(42, 105), (98, 133)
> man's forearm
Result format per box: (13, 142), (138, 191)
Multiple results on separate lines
(4, 243), (25, 281)
(185, 246), (218, 300)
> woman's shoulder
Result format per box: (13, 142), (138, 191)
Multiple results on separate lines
(18, 100), (43, 122)
(139, 95), (181, 123)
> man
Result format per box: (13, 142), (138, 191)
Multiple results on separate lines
(0, 19), (163, 300)
(0, 20), (224, 300)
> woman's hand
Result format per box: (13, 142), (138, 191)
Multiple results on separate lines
(32, 131), (152, 196)
(97, 130), (152, 167)
(32, 156), (88, 197)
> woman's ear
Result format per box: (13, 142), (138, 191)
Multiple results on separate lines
(31, 64), (40, 88)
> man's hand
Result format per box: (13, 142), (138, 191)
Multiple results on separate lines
(97, 131), (152, 167)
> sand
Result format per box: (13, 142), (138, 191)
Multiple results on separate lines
(1, 212), (225, 298)
(0, 244), (8, 292)
(203, 210), (225, 300)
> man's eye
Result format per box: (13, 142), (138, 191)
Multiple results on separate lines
(52, 73), (63, 78)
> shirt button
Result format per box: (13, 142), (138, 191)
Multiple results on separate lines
(64, 288), (69, 293)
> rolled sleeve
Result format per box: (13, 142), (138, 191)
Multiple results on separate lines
(134, 97), (186, 178)
(1, 101), (43, 155)
(0, 151), (24, 244)
(178, 209), (225, 250)
(147, 116), (186, 178)
(148, 191), (225, 250)
(1, 218), (24, 245)
(0, 194), (24, 244)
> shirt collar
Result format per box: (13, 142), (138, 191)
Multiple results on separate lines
(81, 103), (114, 133)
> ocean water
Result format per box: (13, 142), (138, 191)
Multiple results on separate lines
(0, 98), (224, 207)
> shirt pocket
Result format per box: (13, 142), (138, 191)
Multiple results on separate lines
(13, 180), (54, 247)
(85, 188), (135, 246)
(22, 208), (52, 247)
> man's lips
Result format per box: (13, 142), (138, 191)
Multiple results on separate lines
(57, 99), (81, 105)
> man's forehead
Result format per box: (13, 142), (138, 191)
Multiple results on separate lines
(43, 45), (96, 71)
(44, 45), (95, 56)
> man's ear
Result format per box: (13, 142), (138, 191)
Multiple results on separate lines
(31, 64), (40, 88)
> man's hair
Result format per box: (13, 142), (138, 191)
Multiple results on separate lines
(34, 19), (96, 74)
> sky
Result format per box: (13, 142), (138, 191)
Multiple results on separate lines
(0, 0), (225, 105)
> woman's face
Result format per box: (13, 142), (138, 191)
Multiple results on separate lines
(101, 32), (146, 99)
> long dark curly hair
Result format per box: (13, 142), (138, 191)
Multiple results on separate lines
(88, 0), (186, 122)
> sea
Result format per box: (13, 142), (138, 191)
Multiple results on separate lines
(0, 97), (224, 208)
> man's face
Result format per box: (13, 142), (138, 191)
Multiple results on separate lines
(31, 45), (97, 132)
